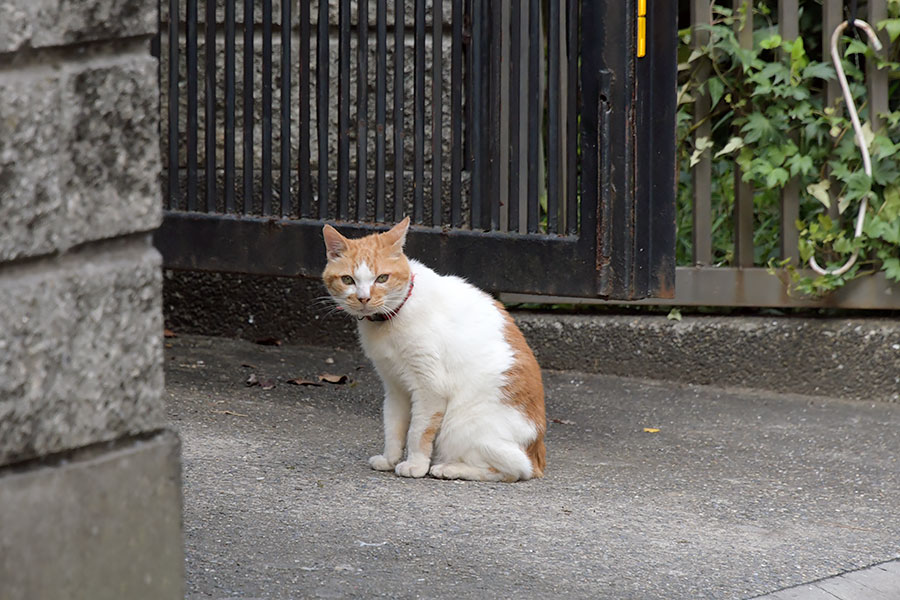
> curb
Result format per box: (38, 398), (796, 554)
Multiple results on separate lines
(514, 313), (900, 403)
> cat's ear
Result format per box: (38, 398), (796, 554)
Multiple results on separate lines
(383, 216), (410, 253)
(322, 224), (349, 260)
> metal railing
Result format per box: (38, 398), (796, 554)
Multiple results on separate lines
(160, 0), (580, 234)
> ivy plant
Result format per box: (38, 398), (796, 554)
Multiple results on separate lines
(677, 0), (900, 297)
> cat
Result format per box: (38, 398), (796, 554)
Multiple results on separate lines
(321, 217), (546, 482)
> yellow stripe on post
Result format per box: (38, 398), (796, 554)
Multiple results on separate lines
(637, 15), (647, 58)
(638, 0), (647, 16)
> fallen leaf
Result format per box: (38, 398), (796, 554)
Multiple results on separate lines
(254, 337), (283, 346)
(259, 378), (277, 390)
(643, 427), (661, 433)
(245, 374), (259, 386)
(667, 308), (682, 322)
(325, 357), (335, 364)
(551, 418), (576, 425)
(286, 378), (324, 387)
(241, 363), (257, 369)
(318, 373), (349, 385)
(163, 328), (177, 338)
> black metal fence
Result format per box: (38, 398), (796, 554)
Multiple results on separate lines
(156, 1), (677, 300)
(162, 0), (579, 233)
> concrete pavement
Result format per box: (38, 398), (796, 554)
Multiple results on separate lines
(165, 334), (900, 599)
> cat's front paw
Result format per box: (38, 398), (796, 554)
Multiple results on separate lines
(369, 454), (398, 471)
(394, 459), (430, 478)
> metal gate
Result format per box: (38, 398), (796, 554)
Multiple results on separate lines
(154, 0), (677, 300)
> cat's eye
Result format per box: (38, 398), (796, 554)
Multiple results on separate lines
(375, 274), (389, 284)
(341, 275), (354, 285)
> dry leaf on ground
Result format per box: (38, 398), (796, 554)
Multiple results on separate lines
(254, 337), (282, 346)
(318, 373), (349, 385)
(286, 378), (324, 387)
(164, 329), (177, 338)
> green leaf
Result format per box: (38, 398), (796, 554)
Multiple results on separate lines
(807, 180), (831, 209)
(882, 258), (900, 282)
(832, 235), (855, 255)
(707, 77), (725, 108)
(714, 136), (745, 158)
(877, 18), (900, 43)
(838, 195), (852, 215)
(801, 62), (835, 81)
(759, 34), (782, 50)
(845, 172), (872, 201)
(766, 167), (790, 189)
(786, 154), (814, 177)
(882, 185), (900, 222)
(690, 136), (713, 168)
(844, 38), (869, 56)
(741, 112), (776, 144)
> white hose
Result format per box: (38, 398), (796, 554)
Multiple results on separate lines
(808, 19), (883, 277)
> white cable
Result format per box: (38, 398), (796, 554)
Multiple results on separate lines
(808, 19), (882, 277)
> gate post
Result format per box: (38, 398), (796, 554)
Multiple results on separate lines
(582, 0), (678, 300)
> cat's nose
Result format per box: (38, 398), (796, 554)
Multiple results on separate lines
(358, 296), (369, 304)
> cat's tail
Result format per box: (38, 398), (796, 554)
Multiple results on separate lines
(480, 440), (539, 481)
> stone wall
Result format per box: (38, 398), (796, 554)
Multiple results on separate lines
(0, 1), (183, 598)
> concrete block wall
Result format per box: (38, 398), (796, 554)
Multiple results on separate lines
(0, 1), (183, 598)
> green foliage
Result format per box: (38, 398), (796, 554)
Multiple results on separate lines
(677, 1), (900, 297)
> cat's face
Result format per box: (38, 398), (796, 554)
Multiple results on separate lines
(322, 217), (412, 319)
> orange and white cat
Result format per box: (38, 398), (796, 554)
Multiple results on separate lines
(322, 217), (546, 482)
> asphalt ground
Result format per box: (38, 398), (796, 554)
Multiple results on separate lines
(164, 334), (900, 600)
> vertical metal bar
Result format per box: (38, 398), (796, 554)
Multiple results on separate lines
(488, 0), (500, 230)
(167, 0), (179, 210)
(868, 0), (889, 133)
(823, 0), (842, 222)
(375, 0), (387, 222)
(414, 0), (425, 224)
(507, 0), (521, 233)
(186, 0), (198, 211)
(280, 0), (291, 217)
(779, 0), (799, 264)
(450, 0), (463, 228)
(470, 0), (484, 230)
(204, 0), (216, 212)
(565, 0), (578, 235)
(357, 0), (369, 221)
(463, 0), (473, 172)
(262, 0), (273, 215)
(318, 0), (330, 219)
(547, 0), (560, 234)
(224, 0), (235, 213)
(338, 0), (351, 220)
(823, 0), (842, 107)
(431, 0), (443, 227)
(299, 0), (312, 217)
(526, 0), (539, 233)
(690, 0), (712, 265)
(733, 0), (754, 267)
(393, 0), (405, 222)
(243, 0), (255, 214)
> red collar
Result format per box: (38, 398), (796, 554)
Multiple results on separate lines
(366, 274), (415, 322)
